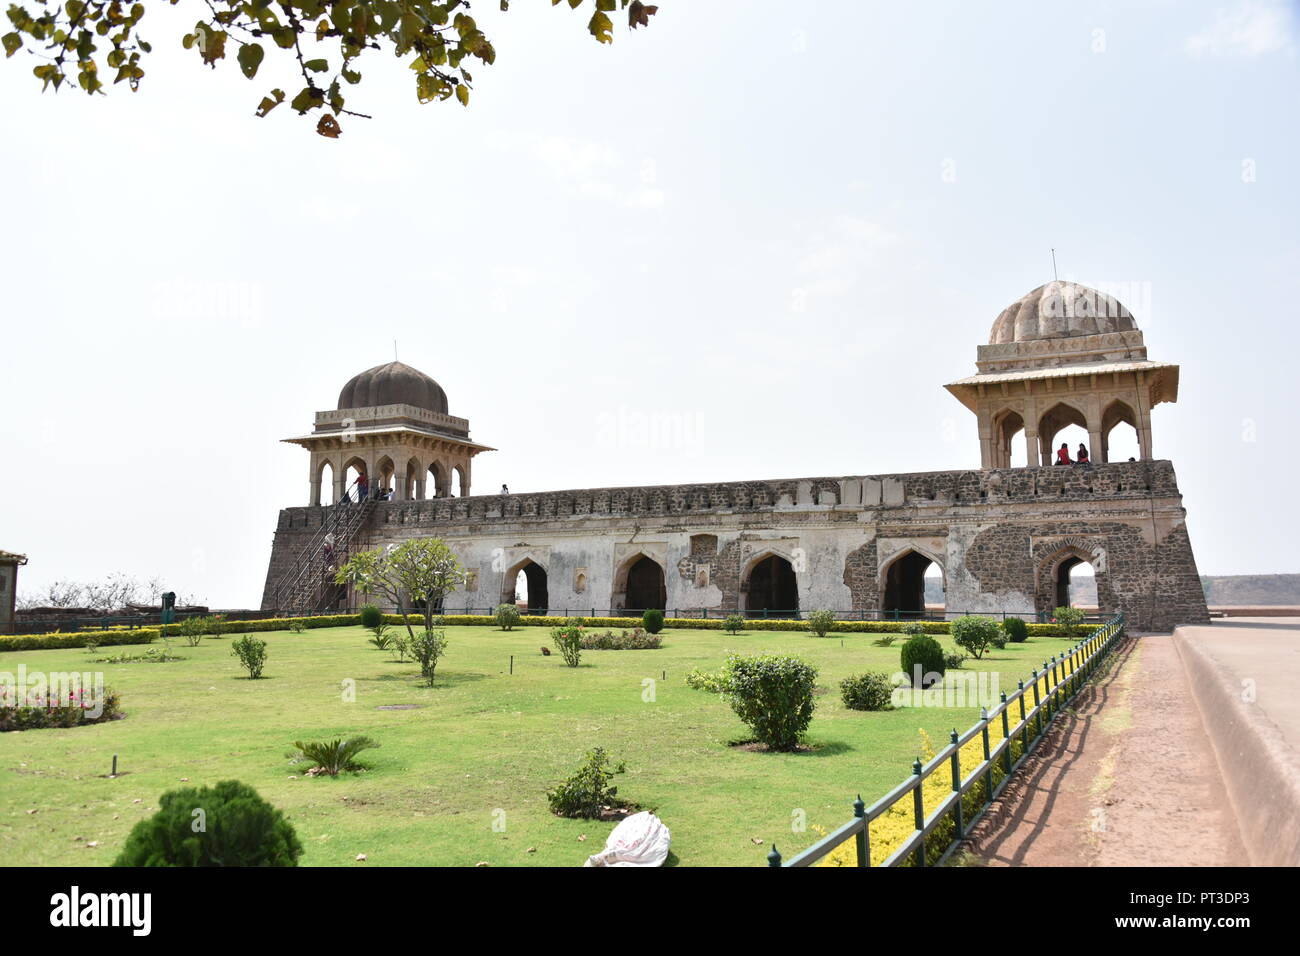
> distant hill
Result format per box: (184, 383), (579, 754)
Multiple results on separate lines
(924, 574), (1300, 607)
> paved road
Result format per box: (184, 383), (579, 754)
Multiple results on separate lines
(962, 632), (1247, 866)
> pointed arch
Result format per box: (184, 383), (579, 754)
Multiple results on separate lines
(613, 551), (666, 612)
(740, 548), (799, 617)
(1038, 401), (1089, 465)
(1101, 398), (1140, 462)
(502, 556), (549, 614)
(991, 407), (1027, 469)
(404, 456), (423, 501)
(879, 547), (945, 619)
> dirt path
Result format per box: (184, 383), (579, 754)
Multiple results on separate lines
(961, 634), (1247, 866)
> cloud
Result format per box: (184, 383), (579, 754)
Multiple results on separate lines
(1185, 0), (1294, 57)
(526, 135), (667, 209)
(793, 214), (900, 299)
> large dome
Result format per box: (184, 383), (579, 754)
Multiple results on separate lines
(337, 361), (449, 414)
(989, 281), (1137, 345)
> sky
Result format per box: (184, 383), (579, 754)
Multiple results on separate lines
(1, 0), (1297, 607)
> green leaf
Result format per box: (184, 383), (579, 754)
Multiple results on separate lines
(237, 41), (263, 78)
(304, 57), (327, 72)
(455, 81), (468, 106)
(2, 32), (21, 57)
(255, 87), (285, 117)
(588, 9), (613, 43)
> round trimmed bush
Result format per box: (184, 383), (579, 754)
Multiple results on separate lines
(1002, 617), (1029, 643)
(900, 633), (946, 688)
(359, 604), (383, 629)
(642, 609), (665, 634)
(494, 603), (521, 631)
(840, 671), (895, 711)
(951, 616), (1001, 660)
(113, 780), (302, 867)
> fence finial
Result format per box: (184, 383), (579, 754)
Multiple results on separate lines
(853, 794), (865, 817)
(767, 844), (782, 866)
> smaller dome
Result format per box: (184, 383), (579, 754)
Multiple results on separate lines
(990, 281), (1136, 345)
(338, 361), (448, 415)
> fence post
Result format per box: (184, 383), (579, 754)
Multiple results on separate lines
(949, 730), (963, 841)
(1031, 669), (1042, 737)
(1017, 680), (1028, 752)
(980, 709), (992, 808)
(767, 845), (782, 867)
(1000, 692), (1012, 776)
(911, 759), (925, 867)
(853, 794), (868, 868)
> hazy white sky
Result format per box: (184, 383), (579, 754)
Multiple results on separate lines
(2, 0), (1297, 607)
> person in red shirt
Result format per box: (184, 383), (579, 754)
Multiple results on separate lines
(1055, 443), (1071, 465)
(357, 472), (369, 502)
(1076, 443), (1090, 465)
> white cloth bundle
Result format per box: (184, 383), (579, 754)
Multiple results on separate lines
(583, 812), (671, 867)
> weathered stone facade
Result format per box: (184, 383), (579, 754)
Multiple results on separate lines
(261, 460), (1209, 631)
(261, 282), (1209, 631)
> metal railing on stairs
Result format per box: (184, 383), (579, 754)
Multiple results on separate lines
(273, 480), (377, 615)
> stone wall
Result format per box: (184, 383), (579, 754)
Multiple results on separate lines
(261, 460), (1209, 631)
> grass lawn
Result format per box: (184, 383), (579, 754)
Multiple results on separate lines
(0, 624), (1082, 867)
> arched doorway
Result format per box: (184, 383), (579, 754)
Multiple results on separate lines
(1101, 399), (1141, 462)
(318, 460), (335, 505)
(343, 457), (368, 502)
(1038, 401), (1089, 465)
(404, 457), (422, 500)
(882, 550), (941, 619)
(427, 462), (447, 499)
(1054, 555), (1097, 610)
(504, 558), (548, 615)
(743, 554), (798, 617)
(619, 555), (666, 612)
(991, 408), (1028, 468)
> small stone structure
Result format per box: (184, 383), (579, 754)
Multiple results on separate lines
(0, 550), (27, 634)
(262, 283), (1210, 631)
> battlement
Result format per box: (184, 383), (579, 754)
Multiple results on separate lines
(274, 460), (1183, 532)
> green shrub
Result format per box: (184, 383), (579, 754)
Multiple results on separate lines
(840, 672), (895, 711)
(367, 623), (392, 650)
(900, 633), (946, 688)
(1053, 606), (1086, 636)
(951, 616), (1001, 660)
(177, 616), (207, 647)
(359, 604), (383, 630)
(990, 629), (1007, 650)
(872, 634), (897, 647)
(723, 653), (818, 751)
(807, 609), (836, 638)
(410, 627), (448, 685)
(579, 628), (661, 650)
(1002, 617), (1029, 643)
(551, 622), (583, 667)
(723, 613), (745, 635)
(944, 651), (967, 670)
(288, 618), (306, 634)
(546, 748), (628, 819)
(685, 666), (730, 693)
(642, 609), (665, 634)
(494, 603), (521, 631)
(231, 635), (267, 679)
(113, 780), (303, 867)
(293, 736), (379, 775)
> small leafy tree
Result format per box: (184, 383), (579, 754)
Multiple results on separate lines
(409, 625), (448, 685)
(293, 736), (379, 775)
(642, 608), (664, 634)
(546, 748), (628, 819)
(722, 653), (817, 752)
(231, 634), (267, 679)
(177, 615), (206, 647)
(551, 622), (583, 667)
(494, 603), (521, 631)
(1053, 606), (1086, 636)
(723, 613), (745, 635)
(807, 609), (835, 638)
(336, 539), (466, 642)
(113, 780), (302, 866)
(951, 616), (1001, 660)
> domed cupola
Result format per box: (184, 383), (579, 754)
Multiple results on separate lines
(338, 361), (449, 415)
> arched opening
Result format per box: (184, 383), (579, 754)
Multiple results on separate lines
(618, 555), (666, 612)
(451, 465), (467, 498)
(743, 553), (798, 617)
(318, 460), (335, 506)
(883, 550), (941, 619)
(1101, 399), (1141, 463)
(404, 457), (422, 500)
(343, 457), (368, 502)
(1039, 402), (1090, 465)
(991, 408), (1028, 468)
(1054, 555), (1097, 610)
(374, 456), (396, 501)
(924, 560), (946, 613)
(504, 559), (548, 614)
(427, 462), (447, 499)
